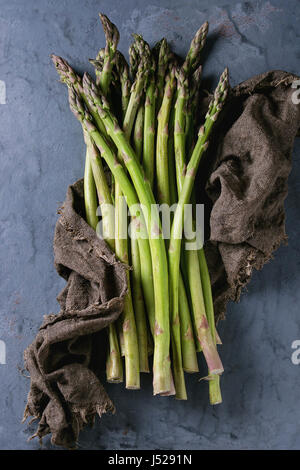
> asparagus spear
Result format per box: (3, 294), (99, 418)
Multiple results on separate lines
(184, 25), (223, 402)
(178, 275), (199, 373)
(198, 248), (222, 404)
(182, 22), (209, 76)
(156, 66), (176, 205)
(167, 102), (177, 207)
(90, 52), (120, 95)
(114, 51), (131, 119)
(173, 23), (208, 185)
(154, 38), (171, 114)
(129, 39), (139, 78)
(90, 49), (105, 86)
(83, 142), (99, 231)
(157, 68), (198, 397)
(114, 182), (140, 389)
(97, 14), (120, 95)
(169, 68), (228, 378)
(85, 133), (115, 249)
(173, 64), (205, 359)
(89, 32), (125, 384)
(185, 65), (202, 156)
(132, 102), (152, 370)
(98, 28), (141, 388)
(106, 320), (124, 382)
(156, 67), (186, 399)
(117, 49), (149, 375)
(181, 24), (223, 402)
(172, 23), (208, 184)
(121, 39), (157, 338)
(82, 75), (172, 395)
(130, 218), (150, 373)
(133, 104), (144, 160)
(165, 70), (198, 376)
(174, 67), (189, 195)
(143, 56), (156, 188)
(125, 35), (151, 135)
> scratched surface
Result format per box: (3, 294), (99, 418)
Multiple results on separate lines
(0, 0), (300, 450)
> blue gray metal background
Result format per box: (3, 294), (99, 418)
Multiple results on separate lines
(0, 0), (299, 449)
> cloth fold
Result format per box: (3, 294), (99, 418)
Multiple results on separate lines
(203, 70), (300, 319)
(23, 181), (127, 447)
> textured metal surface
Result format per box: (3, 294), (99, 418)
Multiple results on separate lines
(0, 0), (299, 449)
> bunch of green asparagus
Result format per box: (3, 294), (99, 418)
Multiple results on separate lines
(52, 13), (229, 403)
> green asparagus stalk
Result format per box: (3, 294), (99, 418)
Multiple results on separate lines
(83, 144), (99, 230)
(184, 245), (206, 351)
(89, 34), (125, 384)
(121, 55), (149, 374)
(115, 51), (131, 118)
(125, 35), (150, 135)
(119, 43), (156, 337)
(185, 65), (202, 156)
(156, 67), (187, 397)
(156, 65), (199, 397)
(143, 57), (156, 188)
(174, 67), (189, 195)
(82, 75), (172, 395)
(173, 23), (207, 189)
(117, 318), (125, 356)
(90, 52), (121, 100)
(174, 65), (205, 367)
(181, 29), (223, 400)
(166, 79), (198, 375)
(114, 183), (140, 389)
(165, 74), (199, 379)
(98, 27), (141, 388)
(182, 24), (222, 401)
(106, 52), (134, 365)
(155, 38), (171, 115)
(156, 66), (176, 205)
(198, 248), (222, 404)
(133, 104), (144, 160)
(169, 67), (228, 377)
(178, 275), (199, 373)
(85, 136), (115, 249)
(106, 318), (124, 383)
(182, 22), (209, 76)
(97, 14), (120, 95)
(167, 104), (177, 206)
(130, 214), (150, 373)
(89, 50), (105, 86)
(129, 39), (139, 78)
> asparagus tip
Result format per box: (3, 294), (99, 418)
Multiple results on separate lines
(99, 13), (120, 51)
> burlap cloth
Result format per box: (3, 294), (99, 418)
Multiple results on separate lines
(23, 70), (300, 447)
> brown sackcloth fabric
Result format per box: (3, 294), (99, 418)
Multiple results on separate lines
(23, 180), (127, 448)
(199, 70), (300, 320)
(23, 69), (300, 448)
